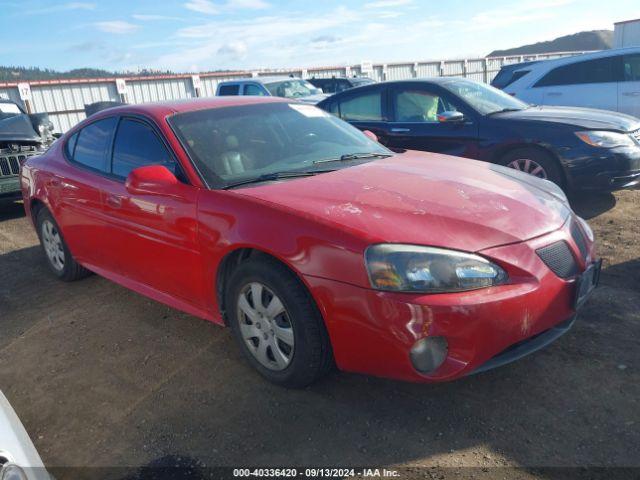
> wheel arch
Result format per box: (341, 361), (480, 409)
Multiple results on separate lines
(492, 142), (568, 187)
(215, 246), (326, 328)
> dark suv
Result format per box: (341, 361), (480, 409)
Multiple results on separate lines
(308, 76), (375, 94)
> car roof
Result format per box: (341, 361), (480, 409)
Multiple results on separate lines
(77, 96), (290, 123)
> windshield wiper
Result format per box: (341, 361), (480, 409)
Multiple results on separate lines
(313, 152), (393, 165)
(222, 170), (331, 189)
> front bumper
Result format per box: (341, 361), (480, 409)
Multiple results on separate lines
(0, 176), (21, 199)
(305, 218), (597, 383)
(564, 144), (640, 191)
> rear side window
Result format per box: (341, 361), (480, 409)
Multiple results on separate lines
(112, 118), (174, 178)
(218, 84), (240, 95)
(337, 91), (383, 121)
(72, 117), (118, 172)
(492, 69), (530, 89)
(535, 56), (621, 87)
(65, 132), (79, 158)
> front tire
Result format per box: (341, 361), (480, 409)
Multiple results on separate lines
(225, 257), (333, 387)
(499, 147), (564, 188)
(36, 208), (90, 281)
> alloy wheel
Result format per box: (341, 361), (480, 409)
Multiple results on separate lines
(236, 282), (295, 371)
(506, 158), (548, 179)
(41, 219), (65, 271)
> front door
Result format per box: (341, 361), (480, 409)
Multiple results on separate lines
(385, 85), (479, 157)
(619, 53), (640, 118)
(100, 117), (205, 308)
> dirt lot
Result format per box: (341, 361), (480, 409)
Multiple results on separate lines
(0, 190), (639, 480)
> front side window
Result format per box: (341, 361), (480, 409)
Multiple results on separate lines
(338, 91), (383, 121)
(623, 54), (640, 82)
(441, 79), (528, 115)
(535, 56), (621, 87)
(112, 119), (174, 178)
(244, 84), (266, 96)
(169, 102), (390, 189)
(392, 90), (456, 122)
(72, 117), (118, 172)
(218, 84), (240, 96)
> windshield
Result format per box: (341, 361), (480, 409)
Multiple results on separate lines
(169, 102), (391, 189)
(264, 79), (321, 98)
(441, 79), (529, 115)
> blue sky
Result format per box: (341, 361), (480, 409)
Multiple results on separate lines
(0, 0), (637, 72)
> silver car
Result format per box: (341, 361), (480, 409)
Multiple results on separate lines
(216, 76), (329, 104)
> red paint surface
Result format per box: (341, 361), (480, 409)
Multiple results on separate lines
(21, 98), (596, 382)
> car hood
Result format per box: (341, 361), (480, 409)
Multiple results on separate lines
(234, 152), (571, 252)
(0, 114), (40, 143)
(495, 106), (640, 132)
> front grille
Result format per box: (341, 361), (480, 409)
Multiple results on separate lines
(537, 241), (579, 278)
(0, 152), (38, 178)
(570, 221), (588, 261)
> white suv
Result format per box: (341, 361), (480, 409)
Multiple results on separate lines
(501, 47), (640, 118)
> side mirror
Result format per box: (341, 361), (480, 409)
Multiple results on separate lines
(363, 130), (378, 142)
(437, 111), (465, 123)
(125, 165), (178, 195)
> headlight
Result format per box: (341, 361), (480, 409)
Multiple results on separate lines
(365, 244), (508, 293)
(575, 131), (636, 148)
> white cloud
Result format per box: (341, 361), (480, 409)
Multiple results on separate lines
(228, 0), (270, 8)
(185, 0), (219, 15)
(23, 2), (95, 15)
(132, 14), (184, 21)
(184, 0), (270, 16)
(95, 21), (140, 34)
(364, 0), (412, 8)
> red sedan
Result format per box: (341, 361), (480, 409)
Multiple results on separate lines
(21, 97), (600, 387)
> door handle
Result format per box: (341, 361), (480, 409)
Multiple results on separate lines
(546, 92), (563, 96)
(105, 194), (122, 209)
(390, 128), (411, 133)
(622, 92), (640, 97)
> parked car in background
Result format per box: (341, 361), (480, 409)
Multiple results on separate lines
(216, 77), (328, 104)
(1, 99), (55, 200)
(308, 76), (375, 94)
(317, 78), (640, 191)
(22, 97), (600, 387)
(498, 47), (640, 118)
(0, 390), (50, 480)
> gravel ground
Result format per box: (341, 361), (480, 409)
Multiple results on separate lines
(0, 190), (638, 480)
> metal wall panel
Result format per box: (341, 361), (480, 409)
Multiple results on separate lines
(386, 64), (413, 81)
(126, 78), (194, 103)
(0, 51), (588, 133)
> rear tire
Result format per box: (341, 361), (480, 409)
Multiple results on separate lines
(499, 147), (564, 188)
(225, 256), (333, 387)
(36, 208), (91, 281)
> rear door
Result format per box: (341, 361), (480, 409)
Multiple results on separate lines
(55, 117), (118, 268)
(99, 116), (205, 307)
(534, 56), (621, 111)
(331, 85), (389, 143)
(385, 84), (479, 156)
(619, 53), (640, 118)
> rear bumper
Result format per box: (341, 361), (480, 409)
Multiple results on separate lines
(305, 221), (596, 383)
